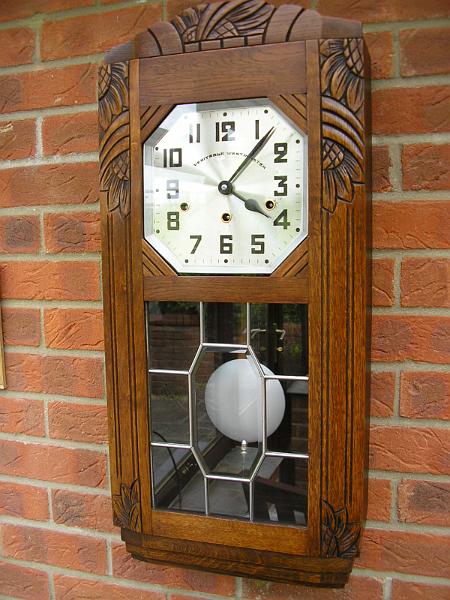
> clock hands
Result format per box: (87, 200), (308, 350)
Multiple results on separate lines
(232, 190), (270, 218)
(228, 126), (275, 185)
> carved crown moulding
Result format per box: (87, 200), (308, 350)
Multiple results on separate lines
(104, 0), (361, 62)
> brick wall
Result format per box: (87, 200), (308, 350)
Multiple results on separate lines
(0, 0), (449, 598)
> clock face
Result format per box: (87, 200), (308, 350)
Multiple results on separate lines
(143, 98), (308, 274)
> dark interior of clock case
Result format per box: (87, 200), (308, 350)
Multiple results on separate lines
(146, 301), (309, 526)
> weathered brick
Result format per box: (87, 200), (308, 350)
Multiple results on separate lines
(42, 5), (162, 60)
(48, 401), (108, 443)
(54, 574), (165, 600)
(242, 574), (383, 599)
(0, 28), (34, 67)
(0, 215), (40, 253)
(371, 315), (450, 364)
(5, 353), (104, 398)
(2, 307), (40, 346)
(0, 63), (97, 114)
(400, 372), (450, 420)
(44, 308), (104, 350)
(397, 479), (450, 527)
(367, 478), (391, 522)
(0, 396), (44, 436)
(373, 201), (450, 249)
(370, 372), (395, 418)
(400, 27), (450, 77)
(0, 119), (35, 160)
(403, 144), (450, 191)
(365, 31), (393, 80)
(317, 0), (450, 22)
(2, 523), (107, 574)
(401, 258), (450, 307)
(372, 86), (450, 135)
(42, 112), (98, 156)
(0, 261), (100, 301)
(44, 212), (101, 253)
(0, 481), (48, 520)
(369, 425), (450, 475)
(372, 259), (394, 307)
(0, 163), (98, 208)
(392, 580), (450, 600)
(372, 145), (392, 193)
(0, 560), (50, 599)
(357, 529), (450, 577)
(0, 439), (106, 487)
(0, 0), (94, 23)
(52, 489), (115, 532)
(112, 542), (236, 596)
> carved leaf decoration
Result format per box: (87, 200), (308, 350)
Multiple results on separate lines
(322, 500), (360, 558)
(320, 39), (364, 212)
(112, 480), (141, 531)
(98, 63), (129, 134)
(172, 0), (274, 42)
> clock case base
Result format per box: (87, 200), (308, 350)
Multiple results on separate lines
(123, 529), (352, 587)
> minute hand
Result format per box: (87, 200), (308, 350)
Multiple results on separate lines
(228, 126), (275, 185)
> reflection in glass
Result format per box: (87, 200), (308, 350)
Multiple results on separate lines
(204, 302), (246, 345)
(149, 373), (190, 444)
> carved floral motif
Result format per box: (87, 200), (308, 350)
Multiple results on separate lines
(321, 500), (360, 558)
(172, 0), (274, 42)
(112, 479), (141, 531)
(320, 39), (364, 212)
(98, 62), (131, 219)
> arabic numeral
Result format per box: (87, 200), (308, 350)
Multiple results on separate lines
(273, 209), (290, 230)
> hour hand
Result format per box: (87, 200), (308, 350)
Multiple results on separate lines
(232, 190), (269, 218)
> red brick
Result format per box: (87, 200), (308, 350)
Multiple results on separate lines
(0, 119), (35, 160)
(0, 63), (97, 114)
(373, 201), (450, 249)
(2, 307), (40, 346)
(0, 215), (40, 253)
(372, 259), (394, 307)
(2, 523), (107, 574)
(369, 425), (450, 475)
(48, 401), (108, 444)
(5, 353), (103, 398)
(370, 372), (395, 417)
(317, 0), (450, 22)
(400, 27), (450, 77)
(367, 478), (391, 522)
(44, 308), (104, 350)
(242, 574), (383, 599)
(42, 5), (161, 61)
(44, 212), (101, 253)
(0, 261), (100, 301)
(372, 86), (450, 135)
(357, 529), (450, 577)
(112, 542), (236, 596)
(42, 112), (98, 156)
(54, 574), (164, 600)
(0, 163), (98, 208)
(0, 481), (48, 520)
(365, 31), (393, 80)
(52, 489), (115, 532)
(0, 0), (94, 23)
(372, 146), (392, 193)
(400, 372), (450, 420)
(401, 258), (450, 307)
(0, 560), (50, 599)
(392, 580), (450, 600)
(403, 145), (450, 191)
(397, 479), (450, 527)
(371, 315), (450, 364)
(0, 396), (44, 436)
(0, 439), (106, 487)
(0, 28), (34, 67)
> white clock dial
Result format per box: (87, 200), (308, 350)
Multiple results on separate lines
(143, 98), (308, 274)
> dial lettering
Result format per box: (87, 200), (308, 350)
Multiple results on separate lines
(167, 211), (180, 230)
(166, 179), (179, 199)
(274, 143), (288, 163)
(215, 121), (235, 142)
(190, 234), (202, 254)
(163, 148), (182, 168)
(220, 235), (233, 254)
(251, 234), (265, 254)
(274, 175), (288, 196)
(273, 209), (291, 230)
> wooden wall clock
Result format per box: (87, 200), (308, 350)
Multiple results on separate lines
(99, 0), (369, 587)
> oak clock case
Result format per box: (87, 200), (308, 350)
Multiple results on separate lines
(99, 0), (368, 588)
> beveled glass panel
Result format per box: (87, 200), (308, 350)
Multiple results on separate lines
(150, 373), (189, 444)
(266, 377), (308, 455)
(204, 302), (246, 345)
(208, 479), (250, 520)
